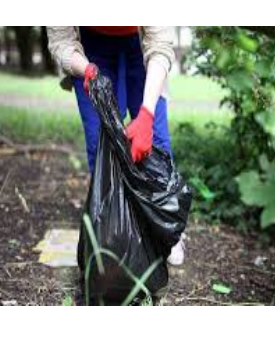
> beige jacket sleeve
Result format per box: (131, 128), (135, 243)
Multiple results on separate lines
(140, 26), (175, 74)
(46, 26), (174, 93)
(46, 26), (87, 76)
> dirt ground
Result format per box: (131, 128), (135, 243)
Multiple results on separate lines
(0, 147), (274, 306)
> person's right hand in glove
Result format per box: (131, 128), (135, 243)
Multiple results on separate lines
(70, 52), (98, 94)
(83, 63), (98, 93)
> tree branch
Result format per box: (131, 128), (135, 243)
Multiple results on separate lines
(240, 26), (275, 39)
(0, 135), (80, 156)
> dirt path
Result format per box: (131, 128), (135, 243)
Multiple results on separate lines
(0, 93), (77, 112)
(0, 148), (274, 306)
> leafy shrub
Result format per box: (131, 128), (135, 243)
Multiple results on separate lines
(237, 155), (275, 229)
(182, 26), (275, 232)
(172, 122), (253, 230)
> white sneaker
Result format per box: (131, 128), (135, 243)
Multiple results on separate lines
(167, 234), (186, 267)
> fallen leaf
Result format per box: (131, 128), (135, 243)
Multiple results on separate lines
(66, 178), (80, 188)
(62, 295), (74, 306)
(212, 283), (232, 295)
(8, 239), (20, 247)
(69, 155), (82, 171)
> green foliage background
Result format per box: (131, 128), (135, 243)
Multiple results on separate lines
(174, 27), (275, 232)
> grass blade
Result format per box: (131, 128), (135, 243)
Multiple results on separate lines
(122, 257), (163, 306)
(83, 214), (105, 275)
(83, 214), (162, 306)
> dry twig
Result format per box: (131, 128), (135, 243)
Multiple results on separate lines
(0, 169), (12, 199)
(15, 187), (30, 213)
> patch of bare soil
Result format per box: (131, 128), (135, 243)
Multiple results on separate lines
(0, 149), (274, 306)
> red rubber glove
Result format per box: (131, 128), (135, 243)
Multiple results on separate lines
(126, 106), (154, 163)
(84, 63), (98, 94)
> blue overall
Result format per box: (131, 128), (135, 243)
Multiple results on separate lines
(73, 28), (172, 172)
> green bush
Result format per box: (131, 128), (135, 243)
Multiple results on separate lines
(237, 155), (275, 229)
(183, 26), (275, 232)
(172, 122), (258, 231)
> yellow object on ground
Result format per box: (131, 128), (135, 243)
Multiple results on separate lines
(34, 229), (79, 268)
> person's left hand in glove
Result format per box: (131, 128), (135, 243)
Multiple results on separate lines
(126, 57), (168, 163)
(126, 106), (154, 163)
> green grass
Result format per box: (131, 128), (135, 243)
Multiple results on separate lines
(0, 105), (232, 147)
(0, 72), (232, 145)
(0, 106), (84, 148)
(0, 72), (73, 101)
(169, 75), (227, 102)
(169, 108), (233, 134)
(0, 71), (225, 104)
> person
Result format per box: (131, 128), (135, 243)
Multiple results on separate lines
(47, 26), (185, 266)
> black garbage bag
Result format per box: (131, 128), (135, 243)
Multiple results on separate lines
(79, 72), (192, 305)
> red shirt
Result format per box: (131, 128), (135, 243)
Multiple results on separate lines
(87, 26), (138, 36)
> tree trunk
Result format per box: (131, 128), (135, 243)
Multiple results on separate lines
(4, 27), (12, 66)
(176, 26), (181, 48)
(0, 28), (2, 66)
(14, 27), (34, 73)
(40, 26), (55, 74)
